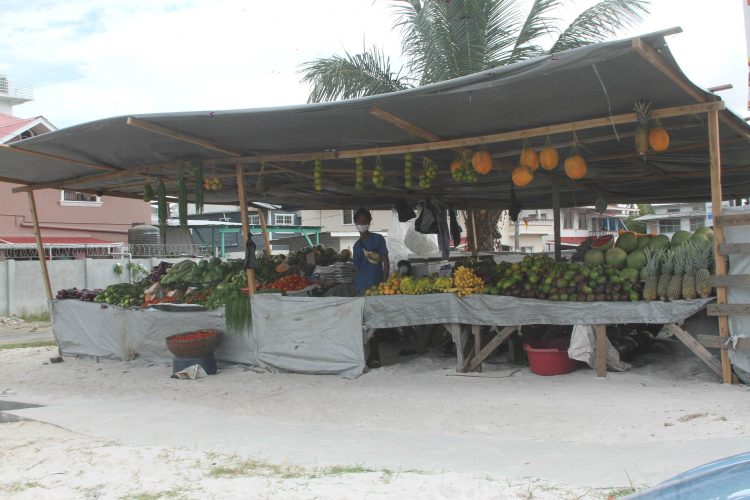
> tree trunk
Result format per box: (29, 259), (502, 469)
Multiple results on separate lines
(465, 209), (503, 252)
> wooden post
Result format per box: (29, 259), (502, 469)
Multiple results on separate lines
(257, 208), (272, 256)
(594, 324), (607, 377)
(708, 109), (732, 384)
(27, 191), (53, 302)
(470, 210), (479, 257)
(552, 183), (561, 261)
(472, 324), (482, 373)
(235, 164), (255, 295)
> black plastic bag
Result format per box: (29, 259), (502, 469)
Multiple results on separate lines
(396, 198), (416, 222)
(244, 233), (257, 269)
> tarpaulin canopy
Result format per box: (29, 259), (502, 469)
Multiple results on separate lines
(1, 28), (749, 210)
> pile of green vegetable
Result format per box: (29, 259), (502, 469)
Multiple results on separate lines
(93, 283), (145, 307)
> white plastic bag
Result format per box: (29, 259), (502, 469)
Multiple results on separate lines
(568, 325), (631, 372)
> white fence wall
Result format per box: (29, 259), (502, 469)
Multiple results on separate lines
(0, 258), (193, 316)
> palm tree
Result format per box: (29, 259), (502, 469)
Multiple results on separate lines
(300, 0), (650, 249)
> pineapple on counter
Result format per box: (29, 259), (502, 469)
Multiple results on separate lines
(643, 247), (663, 302)
(668, 246), (685, 301)
(658, 250), (674, 301)
(695, 242), (713, 298)
(681, 242), (698, 300)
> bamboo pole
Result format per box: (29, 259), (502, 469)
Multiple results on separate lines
(27, 191), (54, 302)
(708, 109), (732, 384)
(552, 184), (561, 262)
(257, 208), (272, 255)
(470, 210), (479, 257)
(235, 163), (255, 295)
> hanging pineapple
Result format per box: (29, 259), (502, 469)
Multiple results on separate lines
(681, 242), (698, 300)
(695, 242), (713, 298)
(657, 250), (674, 301)
(667, 245), (685, 301)
(404, 153), (413, 189)
(643, 247), (663, 302)
(633, 100), (652, 156)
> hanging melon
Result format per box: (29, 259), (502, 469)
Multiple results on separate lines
(564, 154), (587, 180)
(519, 147), (539, 171)
(471, 150), (493, 175)
(512, 166), (534, 187)
(648, 127), (669, 152)
(539, 146), (559, 171)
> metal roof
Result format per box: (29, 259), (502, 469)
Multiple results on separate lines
(0, 27), (748, 211)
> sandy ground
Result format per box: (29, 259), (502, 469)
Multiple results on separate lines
(1, 339), (749, 499)
(0, 318), (54, 345)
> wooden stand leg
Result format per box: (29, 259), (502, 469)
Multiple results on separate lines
(594, 325), (607, 378)
(472, 324), (482, 373)
(664, 323), (723, 378)
(469, 326), (519, 372)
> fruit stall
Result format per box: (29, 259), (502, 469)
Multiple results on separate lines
(2, 28), (750, 381)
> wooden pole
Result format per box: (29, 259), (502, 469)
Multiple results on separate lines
(708, 109), (732, 384)
(470, 210), (479, 257)
(235, 163), (255, 295)
(552, 183), (561, 262)
(27, 191), (54, 302)
(257, 208), (272, 255)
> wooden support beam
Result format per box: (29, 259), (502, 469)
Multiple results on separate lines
(662, 324), (723, 378)
(471, 324), (482, 373)
(708, 84), (734, 93)
(27, 191), (53, 302)
(211, 102), (724, 165)
(257, 208), (272, 256)
(552, 184), (561, 262)
(468, 326), (518, 372)
(710, 274), (750, 287)
(126, 117), (244, 156)
(594, 324), (607, 377)
(235, 163), (255, 295)
(708, 109), (733, 383)
(632, 38), (706, 101)
(707, 304), (750, 316)
(2, 144), (119, 172)
(369, 107), (443, 141)
(698, 334), (750, 351)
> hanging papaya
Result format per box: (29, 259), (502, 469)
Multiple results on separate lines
(648, 127), (669, 152)
(564, 154), (587, 180)
(471, 150), (493, 175)
(512, 166), (534, 187)
(519, 147), (539, 171)
(539, 147), (559, 171)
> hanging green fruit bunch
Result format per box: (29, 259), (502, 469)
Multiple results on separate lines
(143, 183), (154, 203)
(314, 159), (323, 192)
(418, 158), (438, 189)
(372, 156), (384, 188)
(355, 157), (364, 191)
(450, 153), (477, 183)
(404, 153), (413, 189)
(156, 180), (167, 236)
(193, 162), (204, 215)
(178, 176), (188, 229)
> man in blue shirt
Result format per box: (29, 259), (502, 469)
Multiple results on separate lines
(352, 208), (389, 295)
(352, 207), (389, 369)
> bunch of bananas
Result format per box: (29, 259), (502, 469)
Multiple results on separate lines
(450, 266), (485, 297)
(432, 275), (453, 292)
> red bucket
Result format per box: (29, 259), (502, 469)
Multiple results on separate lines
(523, 338), (577, 376)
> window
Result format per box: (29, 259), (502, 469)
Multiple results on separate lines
(563, 211), (574, 229)
(590, 217), (599, 231)
(659, 219), (681, 233)
(342, 209), (355, 225)
(667, 208), (681, 214)
(538, 212), (547, 220)
(274, 213), (294, 226)
(60, 191), (102, 207)
(248, 214), (260, 226)
(578, 214), (587, 230)
(521, 246), (534, 253)
(690, 218), (704, 232)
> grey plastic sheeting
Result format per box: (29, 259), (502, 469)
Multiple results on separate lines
(723, 206), (750, 379)
(52, 300), (226, 363)
(251, 294), (366, 379)
(363, 295), (713, 329)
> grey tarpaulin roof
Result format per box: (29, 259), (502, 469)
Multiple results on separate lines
(1, 27), (749, 210)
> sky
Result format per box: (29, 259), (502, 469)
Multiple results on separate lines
(1, 0), (747, 129)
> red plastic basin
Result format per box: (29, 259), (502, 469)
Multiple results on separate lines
(523, 338), (577, 376)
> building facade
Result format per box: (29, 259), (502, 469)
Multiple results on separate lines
(634, 203), (708, 237)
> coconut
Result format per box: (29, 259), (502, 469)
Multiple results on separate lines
(636, 235), (651, 249)
(639, 266), (649, 281)
(626, 248), (647, 270)
(620, 267), (640, 282)
(584, 249), (605, 265)
(616, 232), (639, 253)
(605, 247), (628, 270)
(671, 230), (692, 247)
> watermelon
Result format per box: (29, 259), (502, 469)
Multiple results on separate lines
(592, 234), (615, 250)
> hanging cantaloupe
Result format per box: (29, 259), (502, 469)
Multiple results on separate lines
(519, 147), (539, 171)
(648, 126), (669, 152)
(512, 166), (534, 187)
(539, 146), (559, 171)
(471, 150), (493, 175)
(564, 154), (587, 180)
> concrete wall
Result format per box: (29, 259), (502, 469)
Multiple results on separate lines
(0, 257), (191, 316)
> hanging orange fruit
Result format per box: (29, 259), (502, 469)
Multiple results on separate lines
(450, 158), (464, 174)
(519, 147), (539, 171)
(512, 166), (534, 187)
(648, 127), (669, 152)
(471, 150), (493, 174)
(539, 147), (559, 171)
(564, 154), (587, 180)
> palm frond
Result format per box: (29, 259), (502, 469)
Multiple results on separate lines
(299, 47), (412, 103)
(506, 0), (561, 64)
(549, 0), (650, 53)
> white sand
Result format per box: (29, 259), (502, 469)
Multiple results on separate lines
(1, 341), (749, 499)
